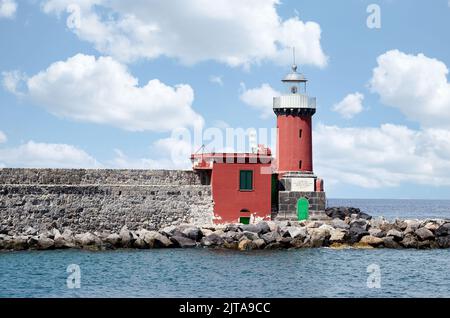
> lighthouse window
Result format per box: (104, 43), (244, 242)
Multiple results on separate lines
(299, 129), (302, 138)
(299, 160), (302, 169)
(239, 170), (253, 191)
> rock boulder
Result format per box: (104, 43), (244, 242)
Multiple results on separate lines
(238, 239), (256, 251)
(386, 229), (404, 241)
(171, 235), (197, 248)
(435, 223), (450, 237)
(400, 234), (418, 248)
(261, 231), (281, 244)
(360, 235), (383, 247)
(201, 233), (224, 247)
(329, 229), (346, 243)
(415, 228), (435, 241)
(287, 226), (307, 239)
(332, 218), (349, 230)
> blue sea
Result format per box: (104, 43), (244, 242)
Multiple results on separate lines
(1, 199), (450, 298)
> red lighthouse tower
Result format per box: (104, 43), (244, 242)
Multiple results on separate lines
(274, 64), (315, 175)
(274, 61), (326, 221)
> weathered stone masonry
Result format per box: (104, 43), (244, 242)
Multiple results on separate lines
(0, 169), (214, 234)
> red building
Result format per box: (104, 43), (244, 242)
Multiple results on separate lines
(191, 62), (326, 224)
(191, 146), (274, 224)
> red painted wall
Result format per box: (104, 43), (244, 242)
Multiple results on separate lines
(211, 163), (272, 224)
(277, 115), (313, 174)
(316, 178), (324, 192)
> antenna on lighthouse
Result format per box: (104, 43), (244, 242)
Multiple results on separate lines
(282, 46), (307, 94)
(292, 46), (296, 66)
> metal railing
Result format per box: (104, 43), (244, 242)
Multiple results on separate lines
(273, 95), (316, 109)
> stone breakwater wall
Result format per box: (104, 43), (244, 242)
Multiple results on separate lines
(0, 168), (214, 234)
(2, 215), (450, 251)
(0, 168), (205, 185)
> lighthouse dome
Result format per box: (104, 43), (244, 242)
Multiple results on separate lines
(282, 64), (307, 83)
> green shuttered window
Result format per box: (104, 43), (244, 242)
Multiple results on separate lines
(239, 170), (253, 191)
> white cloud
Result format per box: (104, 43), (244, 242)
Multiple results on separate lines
(0, 141), (99, 168)
(332, 92), (364, 119)
(153, 136), (193, 168)
(2, 70), (26, 96)
(211, 120), (230, 129)
(0, 130), (6, 143)
(314, 123), (450, 189)
(0, 133), (193, 169)
(0, 0), (16, 19)
(209, 75), (223, 86)
(239, 83), (281, 118)
(369, 50), (450, 128)
(320, 50), (450, 189)
(108, 135), (193, 169)
(41, 0), (327, 68)
(5, 54), (204, 132)
(107, 149), (157, 169)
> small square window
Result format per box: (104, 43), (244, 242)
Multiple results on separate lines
(299, 160), (302, 169)
(239, 216), (250, 224)
(239, 170), (253, 191)
(299, 129), (302, 138)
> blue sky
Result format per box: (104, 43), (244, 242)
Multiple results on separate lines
(1, 0), (450, 199)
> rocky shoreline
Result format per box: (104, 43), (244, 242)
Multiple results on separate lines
(1, 207), (450, 251)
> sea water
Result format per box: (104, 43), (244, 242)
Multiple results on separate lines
(1, 199), (450, 298)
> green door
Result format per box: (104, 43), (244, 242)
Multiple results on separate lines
(297, 198), (309, 220)
(239, 217), (250, 224)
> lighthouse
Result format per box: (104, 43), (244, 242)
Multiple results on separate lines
(190, 56), (327, 224)
(274, 63), (315, 174)
(273, 61), (326, 221)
